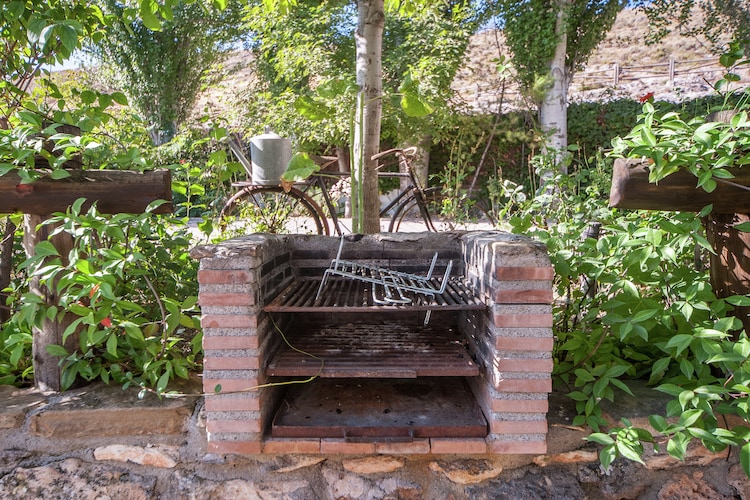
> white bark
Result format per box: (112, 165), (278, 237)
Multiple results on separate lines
(539, 0), (571, 175)
(353, 0), (385, 233)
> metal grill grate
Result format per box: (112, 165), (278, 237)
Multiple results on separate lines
(265, 277), (484, 312)
(267, 323), (479, 378)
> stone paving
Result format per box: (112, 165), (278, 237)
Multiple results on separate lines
(2, 379), (749, 499)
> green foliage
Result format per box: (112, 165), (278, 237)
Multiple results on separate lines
(636, 0), (750, 57)
(240, 0), (480, 150)
(89, 0), (244, 144)
(16, 200), (201, 393)
(493, 0), (624, 92)
(503, 46), (750, 475)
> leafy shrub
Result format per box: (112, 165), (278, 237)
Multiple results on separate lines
(15, 200), (202, 394)
(504, 43), (750, 475)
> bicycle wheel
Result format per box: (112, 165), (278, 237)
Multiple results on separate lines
(220, 185), (329, 235)
(388, 187), (496, 232)
(388, 187), (442, 232)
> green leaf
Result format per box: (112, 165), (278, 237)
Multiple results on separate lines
(741, 442), (750, 478)
(401, 92), (433, 117)
(294, 96), (334, 121)
(111, 92), (128, 105)
(45, 344), (69, 357)
(587, 432), (615, 445)
(106, 333), (118, 358)
(281, 153), (320, 183)
(599, 445), (616, 470)
(140, 1), (162, 31)
(156, 371), (170, 394)
(616, 440), (645, 464)
(665, 334), (693, 356)
(649, 414), (669, 432)
(734, 222), (750, 233)
(34, 241), (60, 257)
(50, 169), (71, 180)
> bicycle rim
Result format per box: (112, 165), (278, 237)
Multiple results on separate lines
(219, 186), (329, 235)
(388, 187), (442, 232)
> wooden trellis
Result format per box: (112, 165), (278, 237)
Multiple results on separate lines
(0, 168), (172, 391)
(610, 158), (750, 337)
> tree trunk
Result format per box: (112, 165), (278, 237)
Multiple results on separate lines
(336, 145), (353, 218)
(539, 0), (571, 175)
(22, 214), (78, 392)
(353, 0), (385, 234)
(704, 213), (750, 338)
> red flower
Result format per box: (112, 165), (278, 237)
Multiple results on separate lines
(100, 317), (112, 328)
(639, 92), (654, 103)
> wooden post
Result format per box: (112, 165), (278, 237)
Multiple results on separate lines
(610, 158), (750, 337)
(704, 213), (750, 335)
(21, 214), (78, 391)
(668, 58), (675, 87)
(613, 63), (620, 87)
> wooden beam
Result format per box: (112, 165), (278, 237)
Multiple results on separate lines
(0, 169), (172, 215)
(609, 158), (750, 213)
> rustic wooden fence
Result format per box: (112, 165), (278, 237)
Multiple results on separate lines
(453, 57), (748, 112)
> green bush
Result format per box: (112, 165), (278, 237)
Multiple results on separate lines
(14, 200), (202, 394)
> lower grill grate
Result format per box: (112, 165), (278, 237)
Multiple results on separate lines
(267, 323), (479, 378)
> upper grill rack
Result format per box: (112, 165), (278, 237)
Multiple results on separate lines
(264, 277), (484, 312)
(315, 235), (453, 306)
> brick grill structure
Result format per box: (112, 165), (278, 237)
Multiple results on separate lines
(190, 231), (553, 455)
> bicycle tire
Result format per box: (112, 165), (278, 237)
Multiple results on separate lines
(388, 188), (496, 232)
(219, 185), (329, 235)
(388, 187), (442, 232)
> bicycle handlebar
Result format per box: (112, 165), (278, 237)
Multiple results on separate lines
(370, 147), (418, 161)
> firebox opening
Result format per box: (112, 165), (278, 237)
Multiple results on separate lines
(270, 377), (487, 439)
(263, 312), (489, 440)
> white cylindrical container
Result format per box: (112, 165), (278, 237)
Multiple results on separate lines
(250, 131), (291, 186)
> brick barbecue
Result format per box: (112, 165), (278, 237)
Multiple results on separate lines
(190, 231), (554, 455)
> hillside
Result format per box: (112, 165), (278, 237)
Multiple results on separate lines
(59, 8), (742, 127)
(451, 9), (735, 113)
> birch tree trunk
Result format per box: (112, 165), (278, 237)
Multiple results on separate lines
(353, 0), (385, 234)
(539, 0), (571, 175)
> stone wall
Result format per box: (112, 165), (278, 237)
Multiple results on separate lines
(2, 381), (749, 499)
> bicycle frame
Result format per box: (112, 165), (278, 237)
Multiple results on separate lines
(299, 149), (437, 235)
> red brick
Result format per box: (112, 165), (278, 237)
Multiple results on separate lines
(203, 335), (259, 350)
(202, 378), (259, 394)
(199, 292), (256, 307)
(491, 313), (552, 328)
(206, 418), (261, 434)
(430, 438), (487, 454)
(496, 358), (554, 373)
(490, 419), (547, 434)
(487, 440), (547, 454)
(264, 438), (321, 454)
(204, 395), (260, 412)
(203, 356), (260, 371)
(495, 267), (553, 280)
(198, 270), (254, 285)
(202, 314), (257, 329)
(491, 398), (549, 413)
(495, 336), (554, 351)
(375, 440), (430, 455)
(208, 440), (262, 454)
(495, 378), (552, 393)
(320, 439), (376, 454)
(494, 289), (553, 304)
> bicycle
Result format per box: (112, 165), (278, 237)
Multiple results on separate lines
(219, 145), (490, 235)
